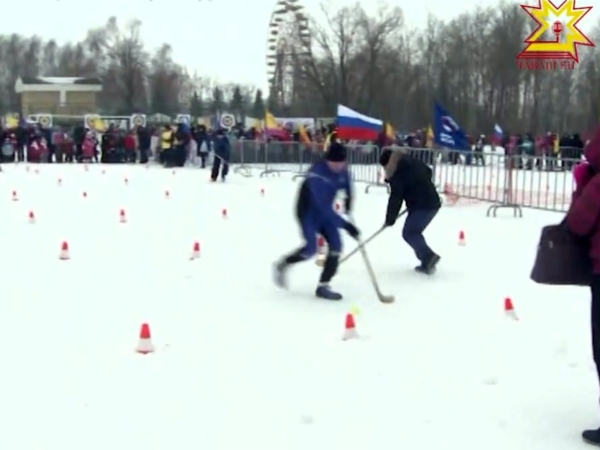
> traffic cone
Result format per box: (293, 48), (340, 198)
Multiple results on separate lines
(222, 208), (227, 218)
(458, 230), (466, 246)
(59, 241), (70, 260)
(119, 209), (127, 223)
(135, 323), (155, 354)
(504, 297), (518, 320)
(342, 313), (358, 340)
(190, 241), (200, 260)
(316, 235), (326, 267)
(165, 190), (170, 199)
(11, 190), (17, 201)
(28, 211), (35, 224)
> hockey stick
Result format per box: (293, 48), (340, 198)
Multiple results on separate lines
(340, 209), (407, 265)
(350, 216), (395, 304)
(213, 153), (252, 177)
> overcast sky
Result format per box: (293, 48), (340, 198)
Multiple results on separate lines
(3, 0), (599, 91)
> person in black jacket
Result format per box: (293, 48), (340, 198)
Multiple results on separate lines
(379, 148), (441, 274)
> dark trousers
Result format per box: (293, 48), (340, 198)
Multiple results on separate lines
(402, 209), (438, 262)
(140, 147), (149, 164)
(211, 156), (229, 180)
(591, 275), (600, 387)
(199, 152), (208, 168)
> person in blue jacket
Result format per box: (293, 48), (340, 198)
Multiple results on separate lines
(211, 129), (230, 181)
(274, 142), (360, 300)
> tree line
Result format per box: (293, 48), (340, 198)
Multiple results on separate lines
(0, 1), (599, 135)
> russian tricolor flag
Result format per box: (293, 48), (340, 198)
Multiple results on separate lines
(336, 105), (382, 141)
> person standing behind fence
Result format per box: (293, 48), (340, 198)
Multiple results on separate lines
(563, 126), (600, 446)
(379, 147), (441, 275)
(211, 129), (230, 182)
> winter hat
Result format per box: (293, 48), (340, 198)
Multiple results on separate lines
(325, 142), (346, 162)
(379, 148), (393, 167)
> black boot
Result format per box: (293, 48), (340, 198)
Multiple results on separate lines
(415, 253), (441, 275)
(273, 249), (306, 289)
(583, 428), (600, 446)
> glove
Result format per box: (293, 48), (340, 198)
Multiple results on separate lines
(384, 215), (396, 227)
(345, 221), (360, 240)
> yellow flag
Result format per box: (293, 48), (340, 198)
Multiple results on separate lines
(425, 125), (434, 148)
(264, 111), (280, 129)
(298, 124), (311, 145)
(385, 123), (395, 140)
(4, 114), (18, 128)
(92, 118), (107, 132)
(323, 132), (335, 151)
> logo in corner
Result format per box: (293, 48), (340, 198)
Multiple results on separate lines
(517, 0), (594, 69)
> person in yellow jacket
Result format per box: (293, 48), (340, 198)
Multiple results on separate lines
(160, 125), (173, 165)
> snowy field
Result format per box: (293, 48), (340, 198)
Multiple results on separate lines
(0, 163), (595, 450)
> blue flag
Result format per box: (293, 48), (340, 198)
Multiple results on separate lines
(433, 102), (468, 150)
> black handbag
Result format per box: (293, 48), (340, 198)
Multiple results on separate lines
(530, 219), (593, 286)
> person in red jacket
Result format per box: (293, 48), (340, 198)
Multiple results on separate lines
(566, 125), (600, 445)
(123, 131), (136, 163)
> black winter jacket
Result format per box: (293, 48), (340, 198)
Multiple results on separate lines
(383, 149), (441, 224)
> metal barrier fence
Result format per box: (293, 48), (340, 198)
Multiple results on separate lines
(229, 140), (580, 216)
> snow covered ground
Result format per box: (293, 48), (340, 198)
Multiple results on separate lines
(0, 163), (595, 450)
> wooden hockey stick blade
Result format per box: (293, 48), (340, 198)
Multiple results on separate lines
(378, 292), (395, 304)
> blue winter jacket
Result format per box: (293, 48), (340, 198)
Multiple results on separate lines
(299, 160), (351, 228)
(213, 136), (231, 160)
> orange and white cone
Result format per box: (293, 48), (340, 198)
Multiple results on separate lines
(190, 241), (200, 260)
(59, 241), (70, 260)
(504, 297), (518, 321)
(342, 313), (358, 340)
(136, 323), (155, 354)
(316, 235), (326, 267)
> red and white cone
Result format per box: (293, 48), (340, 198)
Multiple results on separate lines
(59, 241), (70, 260)
(136, 323), (155, 354)
(11, 190), (18, 201)
(119, 209), (127, 223)
(190, 241), (200, 260)
(222, 208), (228, 218)
(504, 297), (518, 321)
(315, 235), (326, 267)
(458, 230), (466, 246)
(28, 211), (35, 224)
(342, 313), (358, 340)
